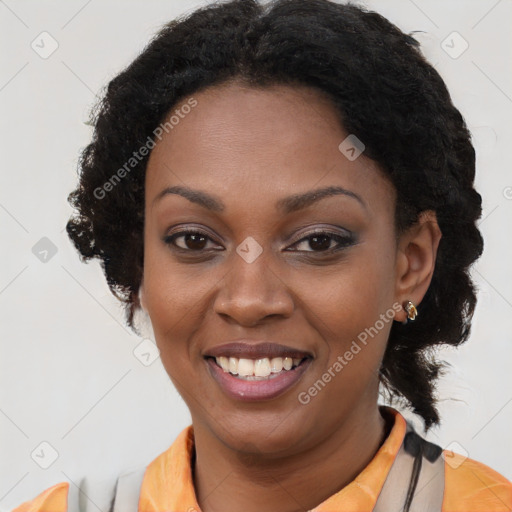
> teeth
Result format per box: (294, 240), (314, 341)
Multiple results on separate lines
(254, 358), (271, 377)
(270, 357), (283, 373)
(229, 357), (238, 375)
(219, 356), (229, 373)
(238, 358), (255, 377)
(214, 356), (303, 378)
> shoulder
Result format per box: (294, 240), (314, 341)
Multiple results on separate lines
(11, 482), (69, 512)
(443, 450), (512, 511)
(10, 466), (146, 512)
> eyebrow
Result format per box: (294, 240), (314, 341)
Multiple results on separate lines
(153, 184), (366, 214)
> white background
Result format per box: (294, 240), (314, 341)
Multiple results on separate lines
(1, 0), (511, 510)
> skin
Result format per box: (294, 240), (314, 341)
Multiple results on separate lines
(140, 81), (441, 512)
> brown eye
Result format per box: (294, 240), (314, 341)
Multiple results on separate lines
(289, 231), (356, 253)
(164, 230), (221, 251)
(180, 233), (208, 250)
(306, 234), (332, 251)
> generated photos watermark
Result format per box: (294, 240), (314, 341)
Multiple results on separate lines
(297, 302), (402, 405)
(93, 97), (198, 200)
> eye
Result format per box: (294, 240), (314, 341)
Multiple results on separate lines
(164, 229), (223, 252)
(164, 227), (356, 254)
(288, 230), (356, 253)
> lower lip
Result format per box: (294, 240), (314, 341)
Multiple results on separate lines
(206, 358), (312, 402)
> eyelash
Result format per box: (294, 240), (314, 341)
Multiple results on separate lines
(163, 227), (356, 255)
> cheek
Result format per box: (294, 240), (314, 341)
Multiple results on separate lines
(141, 236), (207, 365)
(302, 244), (397, 374)
(309, 251), (395, 331)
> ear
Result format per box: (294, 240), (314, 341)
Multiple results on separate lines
(138, 279), (147, 312)
(394, 210), (442, 323)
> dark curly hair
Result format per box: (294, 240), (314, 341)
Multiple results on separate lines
(66, 0), (483, 429)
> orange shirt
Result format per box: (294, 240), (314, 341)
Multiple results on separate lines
(12, 407), (512, 512)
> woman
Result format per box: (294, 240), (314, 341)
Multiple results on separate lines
(13, 0), (511, 511)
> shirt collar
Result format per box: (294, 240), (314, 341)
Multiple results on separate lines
(139, 406), (407, 512)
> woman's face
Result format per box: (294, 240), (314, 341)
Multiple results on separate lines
(142, 82), (403, 455)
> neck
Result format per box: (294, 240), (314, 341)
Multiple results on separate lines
(192, 404), (390, 512)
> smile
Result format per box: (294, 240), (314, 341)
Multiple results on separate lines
(213, 355), (305, 380)
(205, 356), (311, 401)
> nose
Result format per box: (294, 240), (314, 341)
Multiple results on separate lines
(213, 243), (294, 327)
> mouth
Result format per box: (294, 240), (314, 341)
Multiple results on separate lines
(207, 355), (308, 380)
(204, 342), (313, 401)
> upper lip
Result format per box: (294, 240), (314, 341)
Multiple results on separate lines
(204, 342), (313, 360)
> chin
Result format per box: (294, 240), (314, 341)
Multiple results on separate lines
(206, 408), (316, 457)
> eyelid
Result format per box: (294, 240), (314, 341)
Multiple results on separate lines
(286, 229), (356, 253)
(166, 225), (219, 241)
(287, 226), (353, 245)
(164, 226), (224, 251)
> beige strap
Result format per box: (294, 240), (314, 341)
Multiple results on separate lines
(373, 421), (445, 512)
(112, 467), (147, 512)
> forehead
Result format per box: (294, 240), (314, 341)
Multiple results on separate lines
(145, 82), (395, 217)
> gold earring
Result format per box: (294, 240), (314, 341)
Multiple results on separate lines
(404, 301), (418, 322)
